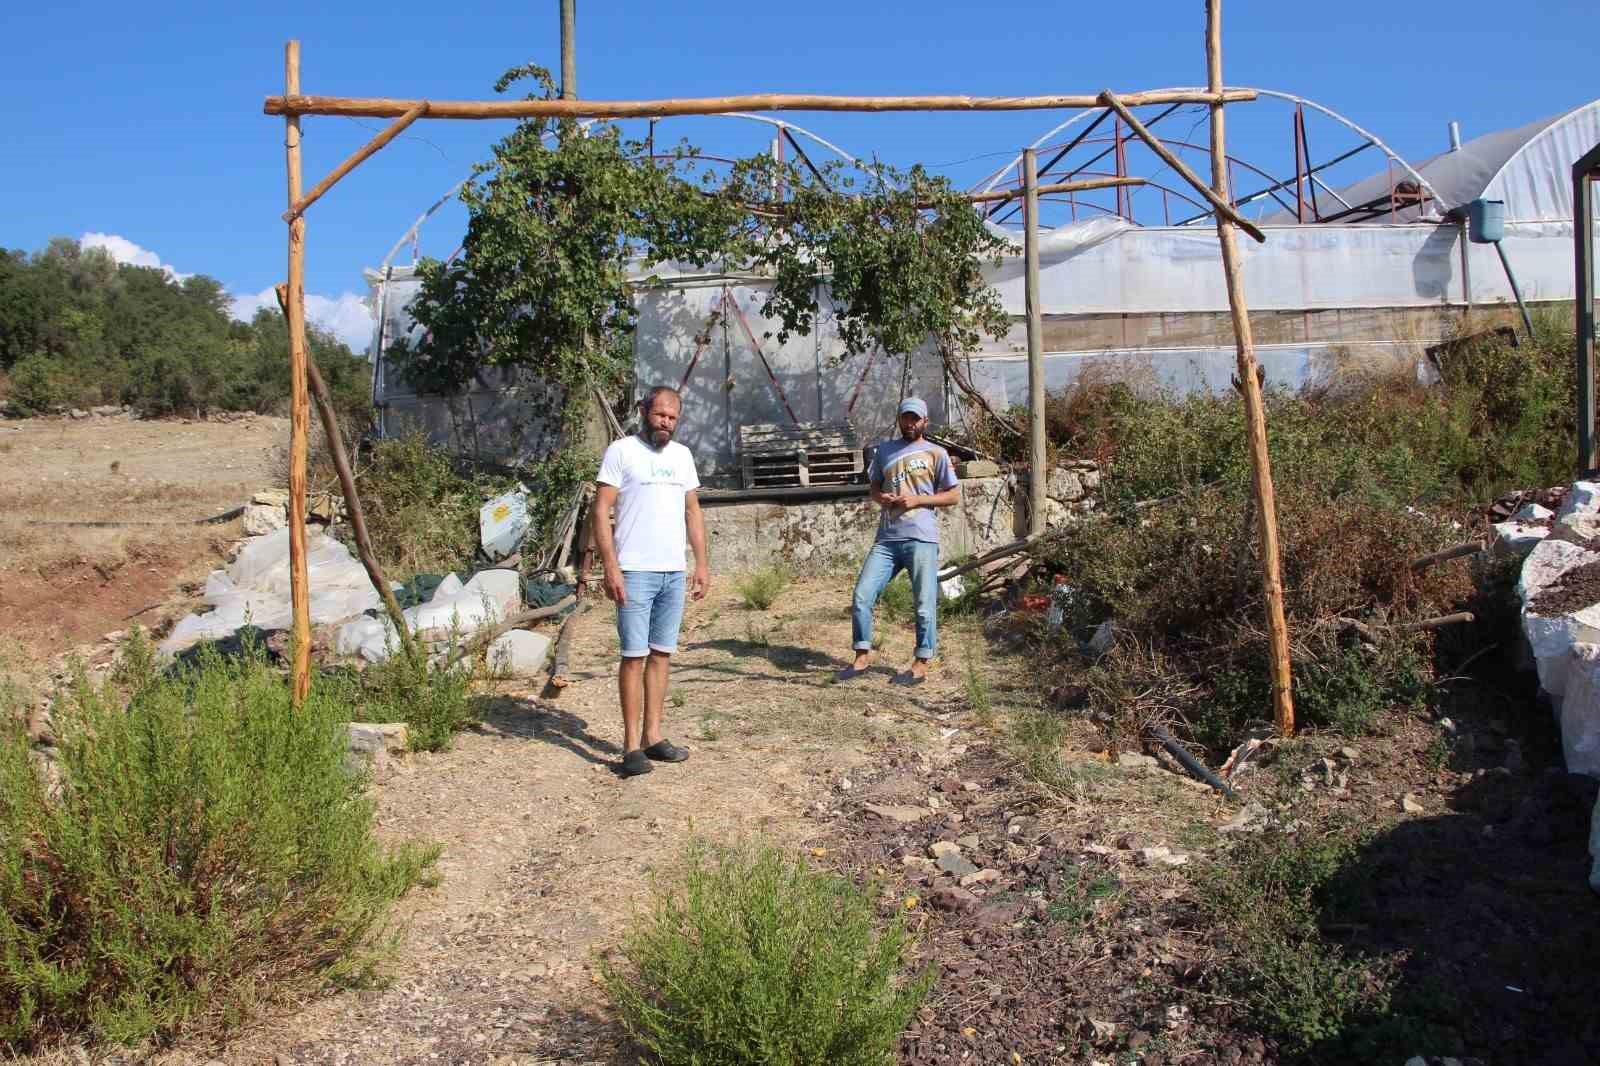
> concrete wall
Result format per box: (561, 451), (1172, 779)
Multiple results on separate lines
(698, 467), (1099, 575)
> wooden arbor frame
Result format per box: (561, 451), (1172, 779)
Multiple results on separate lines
(263, 0), (1297, 736)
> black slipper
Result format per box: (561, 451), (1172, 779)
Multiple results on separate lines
(891, 672), (928, 687)
(643, 739), (690, 763)
(621, 749), (654, 776)
(836, 665), (869, 682)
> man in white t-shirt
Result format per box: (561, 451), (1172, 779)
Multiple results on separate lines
(591, 385), (710, 777)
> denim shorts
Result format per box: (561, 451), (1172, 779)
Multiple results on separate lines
(616, 570), (686, 657)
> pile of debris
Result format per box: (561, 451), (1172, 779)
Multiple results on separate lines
(1490, 479), (1600, 892)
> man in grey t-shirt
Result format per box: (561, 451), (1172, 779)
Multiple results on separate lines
(838, 397), (960, 685)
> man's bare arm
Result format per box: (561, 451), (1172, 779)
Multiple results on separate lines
(590, 483), (626, 604)
(685, 489), (710, 600)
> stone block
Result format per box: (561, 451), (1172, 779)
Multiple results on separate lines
(1551, 512), (1600, 547)
(241, 502), (287, 536)
(956, 459), (1000, 479)
(488, 629), (553, 678)
(348, 722), (410, 754)
(1046, 467), (1084, 502)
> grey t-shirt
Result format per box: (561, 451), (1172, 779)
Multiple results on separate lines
(869, 438), (958, 543)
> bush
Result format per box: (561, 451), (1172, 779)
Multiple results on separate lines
(734, 561), (791, 610)
(6, 351), (77, 414)
(354, 432), (516, 575)
(878, 573), (915, 623)
(336, 649), (478, 753)
(602, 840), (930, 1066)
(0, 632), (437, 1048)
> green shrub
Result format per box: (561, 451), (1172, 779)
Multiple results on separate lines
(340, 649), (478, 753)
(602, 840), (930, 1066)
(734, 561), (792, 610)
(878, 574), (914, 623)
(354, 432), (516, 575)
(0, 632), (437, 1048)
(6, 351), (78, 414)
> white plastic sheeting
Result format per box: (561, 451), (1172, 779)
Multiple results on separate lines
(160, 528), (400, 657)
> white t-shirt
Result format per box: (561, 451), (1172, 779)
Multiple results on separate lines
(596, 435), (701, 572)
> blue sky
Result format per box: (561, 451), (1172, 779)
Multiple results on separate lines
(3, 0), (1594, 353)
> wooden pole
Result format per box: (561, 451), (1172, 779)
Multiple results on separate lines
(1206, 1), (1294, 736)
(273, 285), (420, 663)
(284, 41), (313, 705)
(964, 175), (1143, 206)
(560, 0), (577, 101)
(1098, 89), (1266, 244)
(1023, 148), (1047, 536)
(282, 103), (428, 222)
(264, 88), (1258, 121)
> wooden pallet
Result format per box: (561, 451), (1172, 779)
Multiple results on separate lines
(739, 422), (863, 488)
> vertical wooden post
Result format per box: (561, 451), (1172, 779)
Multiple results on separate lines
(1023, 148), (1047, 535)
(285, 40), (313, 704)
(1206, 1), (1295, 736)
(560, 0), (577, 100)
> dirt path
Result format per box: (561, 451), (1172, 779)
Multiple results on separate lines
(177, 580), (970, 1066)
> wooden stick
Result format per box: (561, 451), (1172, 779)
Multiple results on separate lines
(274, 284), (420, 662)
(283, 102), (429, 222)
(1410, 540), (1483, 572)
(1098, 89), (1266, 244)
(547, 599), (592, 689)
(1023, 148), (1047, 537)
(964, 176), (1144, 206)
(1206, 2), (1294, 736)
(284, 40), (313, 706)
(1399, 611), (1475, 632)
(444, 596), (578, 669)
(265, 88), (1259, 121)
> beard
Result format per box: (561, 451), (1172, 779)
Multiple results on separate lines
(900, 424), (924, 442)
(646, 425), (674, 448)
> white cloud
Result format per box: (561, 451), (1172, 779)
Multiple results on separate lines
(76, 233), (375, 355)
(79, 232), (193, 282)
(229, 287), (375, 355)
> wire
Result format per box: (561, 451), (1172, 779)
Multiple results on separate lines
(339, 116), (450, 161)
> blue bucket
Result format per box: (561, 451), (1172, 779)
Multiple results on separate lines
(1468, 198), (1505, 244)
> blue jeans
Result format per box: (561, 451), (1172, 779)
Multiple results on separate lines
(616, 571), (686, 657)
(851, 540), (940, 660)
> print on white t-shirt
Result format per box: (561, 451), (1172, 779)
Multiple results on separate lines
(596, 435), (701, 572)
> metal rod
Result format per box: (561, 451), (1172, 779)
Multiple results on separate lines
(1023, 148), (1046, 537)
(1575, 163), (1596, 472)
(1492, 240), (1536, 340)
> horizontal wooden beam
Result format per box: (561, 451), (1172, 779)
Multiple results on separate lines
(264, 88), (1258, 121)
(283, 102), (428, 222)
(966, 175), (1144, 205)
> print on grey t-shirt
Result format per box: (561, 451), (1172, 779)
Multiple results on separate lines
(869, 438), (957, 544)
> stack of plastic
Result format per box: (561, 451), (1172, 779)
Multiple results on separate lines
(334, 568), (522, 663)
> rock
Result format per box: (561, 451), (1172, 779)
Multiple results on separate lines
(1558, 480), (1600, 519)
(864, 802), (927, 824)
(929, 886), (978, 912)
(1401, 793), (1425, 814)
(1555, 645), (1600, 775)
(835, 776), (853, 791)
(252, 488), (290, 507)
(240, 501), (288, 536)
(1513, 502), (1555, 523)
(956, 833), (980, 849)
(1404, 1057), (1428, 1066)
(1551, 511), (1600, 547)
(1492, 519), (1549, 557)
(1116, 833), (1143, 851)
(928, 840), (962, 859)
(487, 630), (552, 678)
(349, 722), (410, 754)
(1046, 467), (1084, 502)
(1080, 467), (1101, 491)
(1114, 751), (1158, 770)
(1043, 497), (1072, 528)
(959, 868), (1001, 887)
(1085, 1018), (1118, 1042)
(1138, 846), (1189, 867)
(936, 851), (980, 878)
(956, 459), (1000, 479)
(1219, 803), (1267, 834)
(1339, 745), (1359, 761)
(69, 408), (88, 419)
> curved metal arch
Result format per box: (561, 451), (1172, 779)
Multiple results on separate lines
(973, 86), (1439, 217)
(379, 115), (860, 272)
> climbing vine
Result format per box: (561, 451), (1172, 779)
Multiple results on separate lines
(396, 62), (1015, 556)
